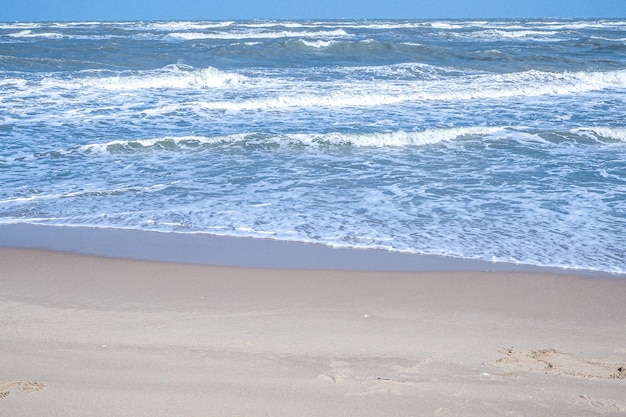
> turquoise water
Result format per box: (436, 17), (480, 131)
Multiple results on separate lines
(1, 19), (625, 273)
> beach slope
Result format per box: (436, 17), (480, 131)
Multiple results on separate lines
(1, 246), (625, 416)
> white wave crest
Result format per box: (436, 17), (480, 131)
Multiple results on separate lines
(300, 39), (336, 48)
(24, 67), (626, 116)
(0, 23), (43, 29)
(481, 70), (626, 98)
(76, 135), (247, 154)
(73, 128), (504, 155)
(167, 29), (348, 40)
(0, 78), (28, 88)
(7, 30), (64, 39)
(140, 21), (235, 31)
(173, 69), (626, 112)
(429, 22), (464, 29)
(572, 127), (626, 142)
(489, 29), (559, 38)
(41, 66), (246, 91)
(328, 127), (506, 146)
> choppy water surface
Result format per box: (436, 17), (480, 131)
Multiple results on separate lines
(1, 19), (625, 273)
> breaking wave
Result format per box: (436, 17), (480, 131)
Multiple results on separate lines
(40, 65), (246, 90)
(167, 29), (349, 40)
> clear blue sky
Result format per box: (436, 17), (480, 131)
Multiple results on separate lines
(1, 0), (624, 21)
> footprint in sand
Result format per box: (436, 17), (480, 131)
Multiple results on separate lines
(484, 347), (626, 379)
(578, 394), (626, 412)
(317, 357), (433, 396)
(0, 380), (47, 399)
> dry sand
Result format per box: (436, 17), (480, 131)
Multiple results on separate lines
(1, 245), (625, 416)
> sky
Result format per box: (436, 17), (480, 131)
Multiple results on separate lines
(1, 0), (624, 21)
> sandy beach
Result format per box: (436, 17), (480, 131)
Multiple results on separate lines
(1, 226), (625, 416)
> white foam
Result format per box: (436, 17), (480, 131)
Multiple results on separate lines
(71, 128), (505, 155)
(11, 53), (625, 113)
(190, 92), (407, 111)
(175, 69), (626, 112)
(291, 127), (505, 147)
(7, 30), (64, 39)
(7, 66), (626, 129)
(429, 22), (464, 29)
(0, 184), (168, 206)
(41, 66), (246, 91)
(167, 29), (348, 40)
(572, 127), (626, 142)
(457, 29), (564, 42)
(328, 22), (423, 30)
(530, 21), (626, 30)
(0, 78), (28, 88)
(300, 39), (336, 49)
(490, 29), (559, 38)
(0, 23), (43, 30)
(140, 21), (235, 31)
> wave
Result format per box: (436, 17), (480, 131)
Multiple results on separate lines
(308, 127), (507, 147)
(138, 21), (235, 31)
(167, 29), (349, 41)
(6, 30), (64, 39)
(299, 39), (336, 49)
(6, 66), (626, 117)
(170, 69), (626, 111)
(572, 127), (626, 142)
(0, 23), (44, 30)
(526, 20), (626, 30)
(0, 77), (28, 88)
(40, 65), (247, 90)
(0, 184), (168, 205)
(17, 66), (624, 115)
(30, 126), (624, 159)
(3, 19), (625, 39)
(426, 20), (626, 31)
(487, 29), (559, 38)
(4, 30), (125, 41)
(49, 128), (505, 156)
(483, 69), (626, 97)
(450, 29), (565, 42)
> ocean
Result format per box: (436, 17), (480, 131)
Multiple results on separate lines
(1, 19), (625, 274)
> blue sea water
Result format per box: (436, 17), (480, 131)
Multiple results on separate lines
(1, 19), (625, 273)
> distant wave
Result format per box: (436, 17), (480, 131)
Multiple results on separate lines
(150, 69), (626, 112)
(6, 30), (64, 39)
(40, 65), (247, 90)
(7, 67), (626, 120)
(139, 21), (236, 31)
(167, 29), (349, 41)
(299, 39), (336, 49)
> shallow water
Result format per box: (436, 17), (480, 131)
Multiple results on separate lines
(1, 19), (625, 273)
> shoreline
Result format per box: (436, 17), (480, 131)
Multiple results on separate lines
(0, 223), (620, 277)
